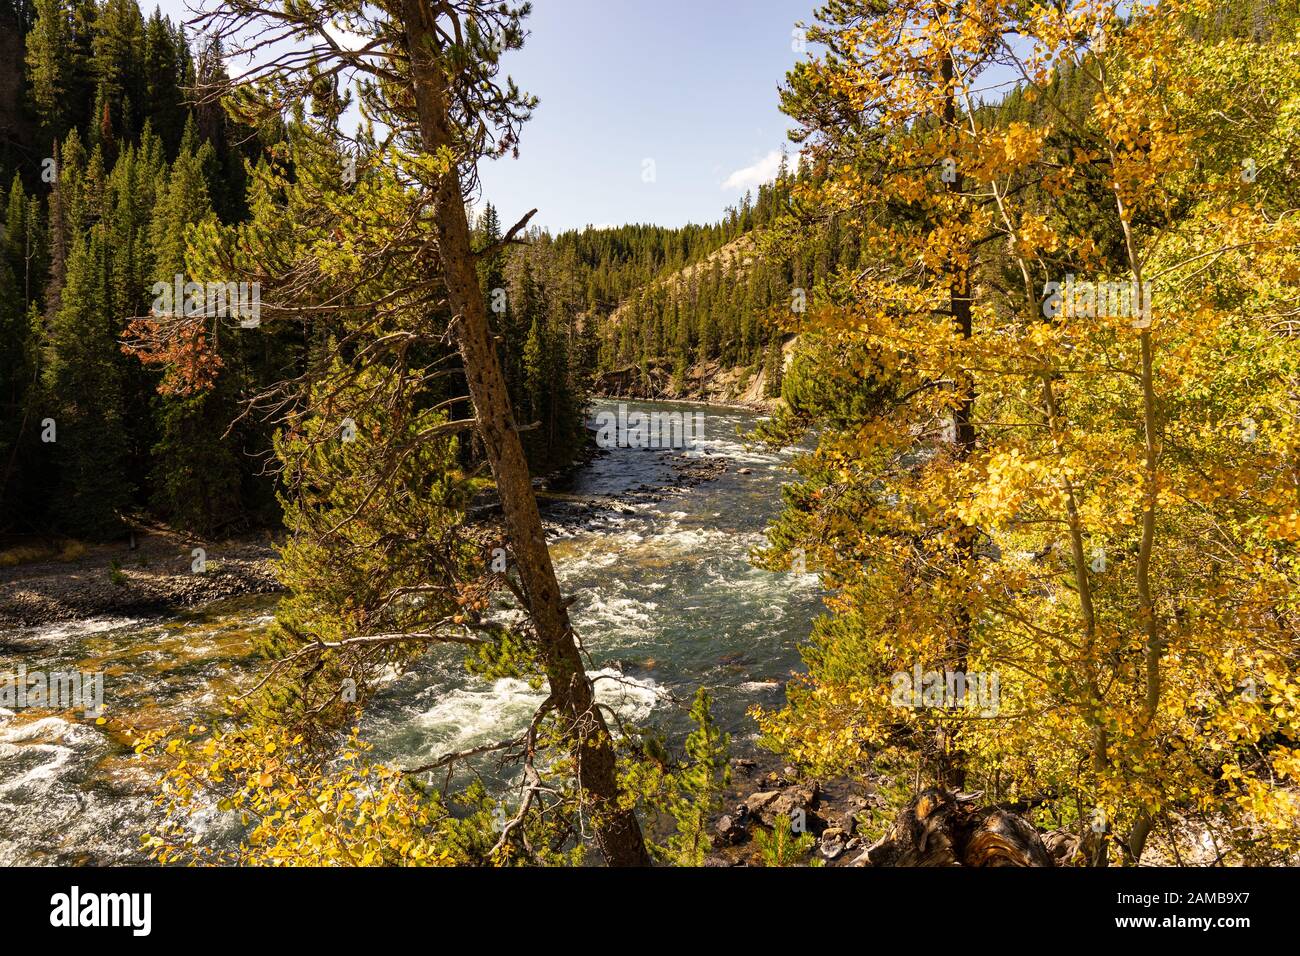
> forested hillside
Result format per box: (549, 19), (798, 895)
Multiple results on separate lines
(559, 163), (864, 404)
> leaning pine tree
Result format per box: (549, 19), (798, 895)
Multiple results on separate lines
(128, 1), (653, 866)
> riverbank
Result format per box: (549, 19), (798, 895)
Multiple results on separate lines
(705, 753), (888, 867)
(0, 531), (281, 628)
(590, 390), (773, 413)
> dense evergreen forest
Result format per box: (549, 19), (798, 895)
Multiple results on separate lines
(0, 0), (598, 541)
(556, 169), (811, 391)
(0, 0), (1298, 876)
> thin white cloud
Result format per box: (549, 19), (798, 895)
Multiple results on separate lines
(325, 18), (372, 53)
(721, 150), (784, 191)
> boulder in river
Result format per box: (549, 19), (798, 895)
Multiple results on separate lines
(819, 827), (847, 860)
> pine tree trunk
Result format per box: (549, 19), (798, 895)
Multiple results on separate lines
(399, 0), (650, 867)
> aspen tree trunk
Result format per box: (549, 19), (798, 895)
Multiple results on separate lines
(939, 46), (974, 791)
(399, 0), (650, 866)
(1115, 172), (1162, 867)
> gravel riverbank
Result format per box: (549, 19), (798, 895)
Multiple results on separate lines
(0, 531), (281, 628)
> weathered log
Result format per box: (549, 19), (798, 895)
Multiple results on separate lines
(1042, 829), (1083, 865)
(854, 788), (1054, 867)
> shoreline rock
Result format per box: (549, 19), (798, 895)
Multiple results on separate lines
(590, 352), (788, 412)
(704, 752), (885, 867)
(591, 384), (774, 414)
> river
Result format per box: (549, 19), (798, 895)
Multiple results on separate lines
(0, 399), (822, 865)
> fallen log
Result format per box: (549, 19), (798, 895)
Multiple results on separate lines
(854, 788), (1054, 867)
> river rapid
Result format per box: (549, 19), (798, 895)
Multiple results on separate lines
(0, 399), (822, 865)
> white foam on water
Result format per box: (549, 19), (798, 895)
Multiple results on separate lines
(577, 595), (660, 647)
(643, 524), (738, 555)
(555, 547), (624, 578)
(717, 564), (811, 594)
(687, 436), (783, 467)
(17, 616), (143, 642)
(0, 743), (76, 795)
(407, 668), (660, 760)
(412, 678), (551, 755)
(0, 714), (81, 744)
(0, 715), (89, 798)
(577, 594), (658, 629)
(589, 668), (659, 723)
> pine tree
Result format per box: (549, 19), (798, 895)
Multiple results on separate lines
(142, 9), (185, 154)
(43, 215), (132, 538)
(90, 0), (146, 142)
(25, 0), (74, 140)
(4, 173), (33, 306)
(521, 314), (544, 425)
(0, 204), (25, 459)
(762, 333), (782, 398)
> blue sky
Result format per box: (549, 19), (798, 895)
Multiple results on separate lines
(472, 0), (813, 232)
(153, 0), (814, 233)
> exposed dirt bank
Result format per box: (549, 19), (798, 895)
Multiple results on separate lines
(592, 358), (782, 411)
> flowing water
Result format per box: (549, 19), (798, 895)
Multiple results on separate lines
(0, 400), (822, 865)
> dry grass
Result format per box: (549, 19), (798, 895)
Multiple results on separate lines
(0, 540), (88, 568)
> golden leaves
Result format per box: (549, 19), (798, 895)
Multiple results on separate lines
(763, 0), (1300, 863)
